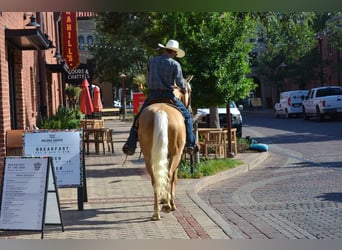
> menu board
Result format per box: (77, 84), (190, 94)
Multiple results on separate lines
(0, 157), (49, 231)
(23, 130), (82, 188)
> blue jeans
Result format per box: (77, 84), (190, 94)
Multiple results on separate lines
(126, 90), (195, 149)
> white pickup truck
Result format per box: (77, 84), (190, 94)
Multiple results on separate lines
(302, 86), (342, 121)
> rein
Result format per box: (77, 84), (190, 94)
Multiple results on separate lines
(174, 75), (193, 110)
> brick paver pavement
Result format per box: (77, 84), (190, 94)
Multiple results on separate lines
(0, 118), (265, 239)
(198, 128), (342, 239)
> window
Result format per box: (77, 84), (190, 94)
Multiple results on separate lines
(79, 35), (85, 50)
(87, 35), (93, 47)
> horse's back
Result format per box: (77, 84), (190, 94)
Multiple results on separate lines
(138, 103), (186, 154)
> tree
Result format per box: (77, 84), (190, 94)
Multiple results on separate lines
(322, 12), (342, 50)
(151, 12), (258, 156)
(254, 12), (317, 103)
(93, 12), (258, 108)
(91, 12), (156, 87)
(152, 12), (257, 107)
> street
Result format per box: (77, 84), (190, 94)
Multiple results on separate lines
(199, 110), (342, 239)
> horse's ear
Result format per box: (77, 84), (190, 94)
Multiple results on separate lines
(185, 75), (193, 83)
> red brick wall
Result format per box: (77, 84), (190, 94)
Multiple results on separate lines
(0, 12), (63, 180)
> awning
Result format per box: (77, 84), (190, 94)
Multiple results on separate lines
(46, 63), (69, 73)
(5, 28), (50, 50)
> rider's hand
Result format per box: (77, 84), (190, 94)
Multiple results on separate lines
(180, 88), (187, 94)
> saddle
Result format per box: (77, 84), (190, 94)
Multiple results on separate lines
(147, 98), (175, 106)
(146, 98), (183, 114)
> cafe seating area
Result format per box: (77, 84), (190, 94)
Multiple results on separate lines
(81, 119), (115, 155)
(5, 119), (115, 157)
(198, 128), (237, 158)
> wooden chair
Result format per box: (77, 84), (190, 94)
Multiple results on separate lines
(81, 119), (104, 129)
(198, 128), (226, 158)
(223, 128), (238, 156)
(105, 128), (114, 153)
(6, 129), (25, 156)
(83, 128), (106, 155)
(94, 128), (106, 154)
(81, 119), (106, 155)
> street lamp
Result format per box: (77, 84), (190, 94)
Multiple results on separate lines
(120, 73), (127, 120)
(275, 62), (287, 75)
(316, 34), (324, 86)
(272, 62), (287, 105)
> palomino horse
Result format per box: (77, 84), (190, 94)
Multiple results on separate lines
(137, 78), (192, 220)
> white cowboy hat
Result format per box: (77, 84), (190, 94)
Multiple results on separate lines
(158, 39), (185, 58)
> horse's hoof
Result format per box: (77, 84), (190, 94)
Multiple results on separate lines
(162, 205), (171, 213)
(151, 214), (160, 221)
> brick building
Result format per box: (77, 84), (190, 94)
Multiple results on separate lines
(0, 12), (65, 175)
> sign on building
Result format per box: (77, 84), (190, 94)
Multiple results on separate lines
(61, 12), (80, 70)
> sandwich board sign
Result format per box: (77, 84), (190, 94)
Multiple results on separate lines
(0, 156), (64, 239)
(23, 130), (86, 210)
(23, 130), (83, 188)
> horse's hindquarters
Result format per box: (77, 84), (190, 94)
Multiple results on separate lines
(138, 104), (186, 220)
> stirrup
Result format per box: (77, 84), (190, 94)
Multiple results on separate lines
(122, 143), (136, 155)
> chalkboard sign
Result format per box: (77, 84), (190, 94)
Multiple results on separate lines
(0, 157), (63, 238)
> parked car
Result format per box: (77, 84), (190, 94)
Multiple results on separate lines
(274, 90), (309, 118)
(196, 102), (243, 137)
(302, 86), (342, 121)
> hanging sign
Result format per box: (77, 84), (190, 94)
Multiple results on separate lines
(61, 12), (80, 69)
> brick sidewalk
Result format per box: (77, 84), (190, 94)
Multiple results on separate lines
(0, 119), (266, 239)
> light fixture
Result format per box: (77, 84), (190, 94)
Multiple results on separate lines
(26, 15), (40, 27)
(53, 51), (63, 60)
(53, 51), (68, 69)
(53, 51), (61, 58)
(48, 40), (56, 48)
(44, 34), (56, 48)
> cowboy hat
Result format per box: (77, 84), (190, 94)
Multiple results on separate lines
(158, 39), (185, 58)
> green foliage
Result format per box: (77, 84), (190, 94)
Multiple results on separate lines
(65, 85), (82, 109)
(326, 13), (342, 50)
(92, 12), (155, 83)
(237, 137), (253, 153)
(93, 12), (258, 107)
(132, 73), (148, 95)
(92, 12), (339, 108)
(255, 12), (317, 87)
(178, 158), (243, 179)
(37, 106), (81, 129)
(152, 12), (258, 105)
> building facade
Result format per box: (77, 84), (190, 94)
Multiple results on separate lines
(0, 12), (65, 175)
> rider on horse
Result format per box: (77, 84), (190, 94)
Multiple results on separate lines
(122, 39), (197, 155)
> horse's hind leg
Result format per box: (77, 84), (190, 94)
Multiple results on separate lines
(170, 168), (178, 211)
(168, 154), (182, 211)
(152, 188), (161, 220)
(161, 191), (171, 213)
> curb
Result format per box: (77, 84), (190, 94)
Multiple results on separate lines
(186, 152), (269, 238)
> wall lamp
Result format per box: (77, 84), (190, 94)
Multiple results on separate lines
(45, 34), (56, 48)
(53, 51), (63, 60)
(54, 51), (66, 63)
(25, 14), (41, 27)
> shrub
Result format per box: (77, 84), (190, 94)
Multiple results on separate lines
(37, 106), (81, 129)
(178, 158), (242, 179)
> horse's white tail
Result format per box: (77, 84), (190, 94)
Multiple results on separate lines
(151, 110), (169, 201)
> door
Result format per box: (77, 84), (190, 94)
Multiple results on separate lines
(8, 47), (18, 129)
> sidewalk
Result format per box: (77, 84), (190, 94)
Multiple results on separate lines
(0, 118), (267, 239)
